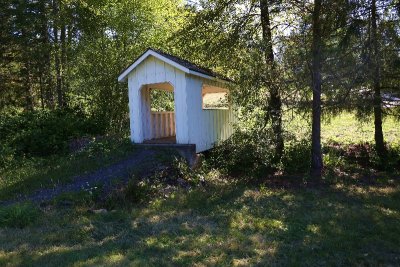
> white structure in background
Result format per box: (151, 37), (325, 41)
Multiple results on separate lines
(118, 48), (235, 153)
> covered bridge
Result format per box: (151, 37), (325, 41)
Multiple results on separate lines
(118, 48), (235, 153)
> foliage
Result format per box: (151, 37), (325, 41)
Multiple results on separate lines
(206, 130), (277, 177)
(0, 137), (136, 201)
(323, 142), (400, 174)
(208, 111), (400, 177)
(280, 139), (311, 174)
(0, 109), (104, 163)
(150, 90), (175, 112)
(0, 203), (40, 228)
(105, 156), (204, 209)
(0, 0), (186, 133)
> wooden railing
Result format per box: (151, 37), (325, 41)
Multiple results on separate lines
(150, 112), (176, 139)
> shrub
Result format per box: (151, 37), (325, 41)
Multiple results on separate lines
(206, 131), (313, 177)
(0, 143), (16, 169)
(206, 131), (276, 177)
(0, 108), (105, 166)
(125, 178), (153, 203)
(104, 177), (153, 209)
(0, 203), (40, 228)
(323, 141), (400, 172)
(280, 139), (311, 174)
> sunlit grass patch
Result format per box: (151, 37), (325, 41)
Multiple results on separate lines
(0, 111), (399, 266)
(285, 111), (400, 145)
(0, 177), (400, 266)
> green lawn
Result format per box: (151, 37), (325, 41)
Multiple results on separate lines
(1, 177), (399, 266)
(0, 112), (399, 266)
(285, 111), (400, 145)
(322, 113), (400, 145)
(0, 138), (137, 201)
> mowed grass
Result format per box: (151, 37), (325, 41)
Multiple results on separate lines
(285, 111), (400, 145)
(322, 113), (400, 145)
(0, 138), (137, 201)
(0, 112), (399, 266)
(1, 177), (400, 266)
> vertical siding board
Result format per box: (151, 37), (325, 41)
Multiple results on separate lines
(224, 110), (228, 140)
(151, 113), (155, 139)
(215, 111), (219, 143)
(225, 110), (229, 139)
(163, 113), (166, 137)
(170, 112), (173, 136)
(127, 56), (235, 151)
(172, 112), (176, 136)
(209, 111), (214, 147)
(157, 113), (161, 138)
(219, 110), (223, 142)
(214, 111), (218, 145)
(176, 71), (188, 143)
(209, 111), (213, 148)
(220, 110), (223, 142)
(155, 58), (164, 83)
(167, 113), (169, 137)
(154, 113), (157, 139)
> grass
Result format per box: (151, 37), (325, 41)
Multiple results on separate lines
(0, 177), (399, 266)
(0, 112), (399, 266)
(0, 138), (137, 201)
(285, 111), (400, 145)
(322, 113), (400, 145)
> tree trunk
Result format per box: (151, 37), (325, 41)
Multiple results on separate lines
(24, 63), (34, 111)
(371, 0), (386, 162)
(60, 20), (67, 107)
(20, 26), (34, 111)
(53, 0), (63, 108)
(260, 0), (284, 161)
(39, 0), (53, 109)
(310, 0), (323, 178)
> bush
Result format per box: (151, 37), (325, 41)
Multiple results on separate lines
(323, 142), (400, 172)
(0, 108), (105, 165)
(206, 131), (313, 177)
(0, 203), (40, 228)
(206, 131), (277, 177)
(281, 139), (311, 174)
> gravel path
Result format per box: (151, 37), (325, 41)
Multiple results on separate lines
(4, 148), (163, 205)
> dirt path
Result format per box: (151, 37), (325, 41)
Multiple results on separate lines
(4, 149), (165, 205)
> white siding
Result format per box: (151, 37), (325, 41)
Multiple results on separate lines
(127, 56), (187, 143)
(185, 75), (235, 153)
(126, 56), (235, 153)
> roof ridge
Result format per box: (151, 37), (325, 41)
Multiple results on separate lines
(149, 48), (216, 74)
(118, 48), (232, 83)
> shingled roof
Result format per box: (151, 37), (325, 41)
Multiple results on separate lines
(118, 48), (231, 82)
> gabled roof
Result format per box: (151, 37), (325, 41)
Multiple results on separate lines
(118, 48), (231, 83)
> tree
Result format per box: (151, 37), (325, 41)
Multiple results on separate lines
(310, 0), (323, 177)
(260, 0), (284, 160)
(343, 0), (400, 164)
(371, 0), (387, 161)
(176, 0), (288, 162)
(0, 0), (185, 134)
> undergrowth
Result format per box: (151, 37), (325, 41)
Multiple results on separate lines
(206, 132), (400, 180)
(0, 203), (40, 228)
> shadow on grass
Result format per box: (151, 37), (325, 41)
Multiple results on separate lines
(0, 138), (141, 200)
(1, 179), (400, 266)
